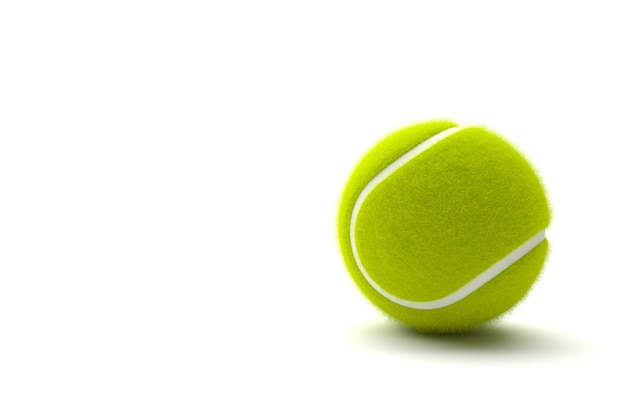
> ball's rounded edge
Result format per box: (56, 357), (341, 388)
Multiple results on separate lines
(469, 123), (554, 288)
(472, 123), (553, 226)
(336, 120), (459, 312)
(380, 239), (550, 335)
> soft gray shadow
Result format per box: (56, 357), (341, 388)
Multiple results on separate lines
(348, 319), (589, 358)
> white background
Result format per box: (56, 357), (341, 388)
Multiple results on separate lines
(1, 1), (624, 416)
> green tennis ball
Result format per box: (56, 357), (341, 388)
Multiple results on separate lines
(338, 120), (550, 334)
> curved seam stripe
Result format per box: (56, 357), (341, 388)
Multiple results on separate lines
(348, 126), (546, 310)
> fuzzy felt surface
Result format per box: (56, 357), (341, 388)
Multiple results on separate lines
(337, 121), (550, 333)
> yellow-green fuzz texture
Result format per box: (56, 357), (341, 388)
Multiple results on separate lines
(338, 121), (550, 333)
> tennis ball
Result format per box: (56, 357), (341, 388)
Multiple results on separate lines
(338, 120), (550, 333)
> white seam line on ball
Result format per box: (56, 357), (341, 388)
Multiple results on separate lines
(349, 126), (546, 310)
